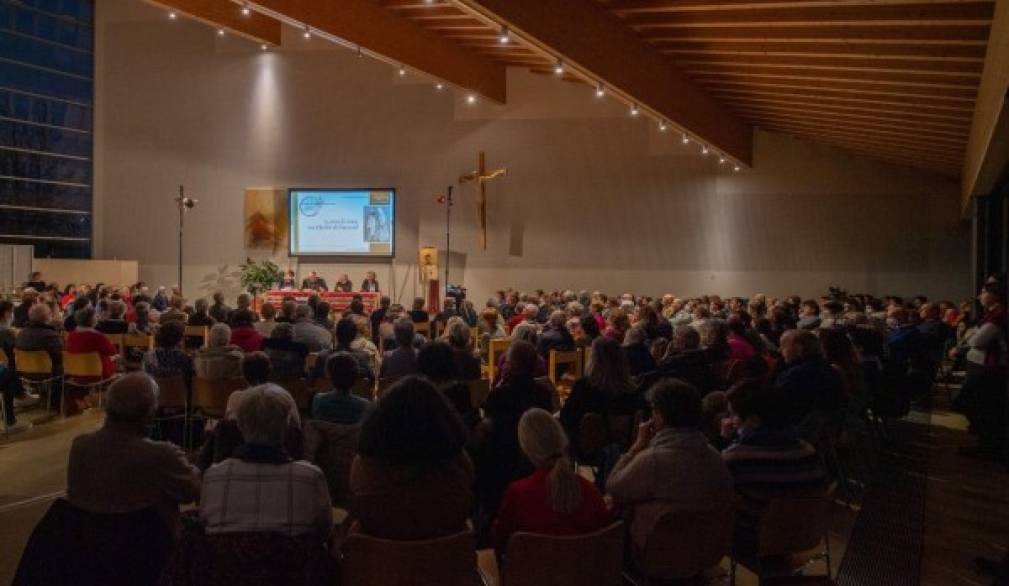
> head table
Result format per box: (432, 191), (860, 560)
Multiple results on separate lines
(262, 290), (381, 312)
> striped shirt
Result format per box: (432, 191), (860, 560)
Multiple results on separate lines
(722, 426), (827, 503)
(200, 456), (332, 538)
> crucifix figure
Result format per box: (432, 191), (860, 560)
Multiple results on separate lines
(459, 151), (507, 250)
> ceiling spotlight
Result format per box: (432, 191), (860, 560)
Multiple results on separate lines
(260, 44), (268, 51)
(595, 84), (605, 98)
(398, 65), (406, 76)
(217, 28), (225, 36)
(733, 164), (741, 172)
(659, 121), (667, 132)
(168, 11), (177, 19)
(681, 133), (689, 145)
(718, 155), (726, 164)
(424, 0), (435, 4)
(436, 82), (444, 90)
(701, 146), (709, 155)
(241, 3), (250, 16)
(302, 26), (311, 39)
(499, 26), (511, 44)
(630, 104), (640, 116)
(553, 60), (564, 75)
(466, 94), (476, 104)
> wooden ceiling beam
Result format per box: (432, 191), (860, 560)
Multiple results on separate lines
(603, 0), (994, 15)
(708, 85), (976, 111)
(717, 94), (973, 122)
(695, 76), (978, 100)
(452, 0), (753, 164)
(673, 54), (984, 75)
(638, 24), (990, 42)
(961, 0), (1009, 210)
(748, 118), (968, 148)
(755, 129), (965, 165)
(655, 40), (988, 60)
(732, 103), (971, 133)
(759, 132), (964, 172)
(738, 111), (970, 142)
(249, 0), (507, 103)
(618, 3), (994, 27)
(144, 0), (282, 45)
(684, 64), (980, 86)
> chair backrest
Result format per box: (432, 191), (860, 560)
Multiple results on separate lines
(414, 321), (432, 339)
(184, 325), (209, 349)
(548, 349), (583, 387)
(302, 419), (361, 509)
(351, 378), (374, 401)
(192, 377), (247, 418)
(487, 338), (512, 382)
(62, 352), (104, 379)
(501, 521), (625, 586)
(14, 349), (53, 376)
(469, 326), (479, 350)
(274, 378), (314, 411)
(638, 506), (735, 580)
(122, 334), (153, 351)
(154, 375), (188, 410)
(104, 333), (124, 350)
(758, 486), (835, 558)
(467, 378), (490, 409)
(342, 529), (478, 586)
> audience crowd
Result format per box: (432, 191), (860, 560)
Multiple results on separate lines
(4, 272), (1006, 585)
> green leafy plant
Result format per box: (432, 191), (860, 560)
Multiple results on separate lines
(239, 258), (284, 303)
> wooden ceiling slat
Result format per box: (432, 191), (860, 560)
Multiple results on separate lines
(738, 112), (970, 143)
(603, 0), (994, 15)
(673, 55), (984, 75)
(708, 85), (975, 111)
(638, 24), (990, 42)
(723, 98), (972, 127)
(716, 94), (973, 122)
(619, 2), (994, 27)
(684, 65), (980, 87)
(654, 40), (987, 60)
(695, 76), (978, 100)
(758, 129), (964, 171)
(731, 103), (971, 132)
(747, 117), (968, 147)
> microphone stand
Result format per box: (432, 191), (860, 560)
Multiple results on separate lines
(177, 186), (185, 296)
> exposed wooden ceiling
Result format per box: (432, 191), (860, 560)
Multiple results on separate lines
(596, 0), (995, 177)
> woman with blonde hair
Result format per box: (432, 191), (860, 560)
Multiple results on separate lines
(491, 408), (610, 553)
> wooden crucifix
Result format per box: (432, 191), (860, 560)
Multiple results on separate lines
(459, 151), (507, 250)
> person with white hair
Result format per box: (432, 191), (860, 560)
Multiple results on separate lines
(67, 373), (201, 530)
(491, 408), (611, 553)
(491, 323), (547, 386)
(15, 302), (64, 375)
(201, 387), (332, 538)
(291, 304), (333, 352)
(507, 303), (540, 332)
(538, 310), (575, 359)
(195, 323), (244, 380)
(443, 317), (481, 380)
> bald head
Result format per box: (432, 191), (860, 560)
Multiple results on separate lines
(779, 329), (822, 363)
(105, 373), (158, 426)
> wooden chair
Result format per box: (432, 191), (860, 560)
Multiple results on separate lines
(104, 334), (124, 353)
(414, 321), (432, 340)
(487, 338), (511, 383)
(467, 378), (491, 410)
(153, 375), (190, 449)
(274, 378), (314, 412)
(341, 529), (480, 586)
(500, 521), (624, 586)
(192, 376), (247, 419)
(548, 349), (583, 388)
(62, 352), (119, 409)
(184, 325), (209, 350)
(121, 334), (153, 360)
(627, 505), (735, 584)
(14, 349), (60, 412)
(732, 484), (836, 583)
(469, 327), (480, 350)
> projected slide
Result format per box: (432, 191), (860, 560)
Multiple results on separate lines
(289, 188), (395, 257)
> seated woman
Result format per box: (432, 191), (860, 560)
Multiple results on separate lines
(128, 301), (155, 336)
(195, 323), (244, 380)
(418, 341), (476, 427)
(349, 314), (381, 376)
(621, 325), (656, 377)
(229, 309), (264, 353)
(492, 408), (610, 554)
(311, 352), (372, 425)
(350, 376), (472, 541)
(201, 387), (332, 538)
(261, 322), (308, 380)
(492, 324), (547, 386)
(444, 317), (481, 381)
(65, 305), (118, 380)
(478, 306), (507, 364)
(559, 336), (646, 446)
(475, 341), (555, 522)
(142, 320), (194, 385)
(96, 300), (129, 334)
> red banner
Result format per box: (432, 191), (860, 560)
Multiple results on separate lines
(263, 290), (380, 312)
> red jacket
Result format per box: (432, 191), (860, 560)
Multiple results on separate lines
(491, 466), (611, 552)
(230, 325), (264, 353)
(66, 329), (118, 379)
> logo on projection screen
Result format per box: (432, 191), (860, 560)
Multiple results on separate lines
(298, 195), (324, 217)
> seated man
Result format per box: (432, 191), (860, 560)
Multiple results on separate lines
(310, 318), (375, 384)
(96, 300), (129, 334)
(607, 379), (734, 553)
(194, 323), (244, 380)
(67, 373), (201, 532)
(262, 323), (309, 380)
(537, 310), (575, 358)
(656, 326), (719, 396)
(16, 302), (65, 377)
(301, 270), (329, 292)
(774, 329), (846, 428)
(311, 352), (372, 425)
(380, 319), (420, 380)
(201, 388), (332, 538)
(225, 352), (301, 427)
(292, 304), (333, 352)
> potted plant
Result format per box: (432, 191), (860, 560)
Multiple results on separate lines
(239, 258), (284, 306)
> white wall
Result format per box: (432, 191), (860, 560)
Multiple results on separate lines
(95, 0), (971, 306)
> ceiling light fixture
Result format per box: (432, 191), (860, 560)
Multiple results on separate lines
(701, 146), (709, 155)
(260, 44), (268, 51)
(659, 121), (667, 132)
(436, 83), (444, 90)
(241, 3), (250, 16)
(553, 60), (564, 75)
(733, 164), (741, 172)
(168, 11), (177, 19)
(217, 28), (225, 36)
(681, 133), (689, 145)
(398, 65), (407, 76)
(498, 26), (510, 44)
(718, 155), (726, 164)
(595, 84), (605, 98)
(630, 104), (639, 116)
(303, 26), (311, 39)
(466, 94), (476, 104)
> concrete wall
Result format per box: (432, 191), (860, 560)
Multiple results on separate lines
(95, 0), (972, 306)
